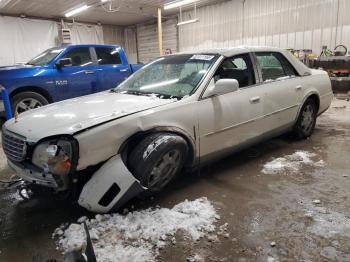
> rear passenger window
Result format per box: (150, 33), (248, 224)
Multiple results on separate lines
(256, 52), (297, 82)
(95, 48), (122, 65)
(214, 54), (256, 88)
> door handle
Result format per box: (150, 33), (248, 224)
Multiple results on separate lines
(295, 85), (302, 91)
(250, 96), (260, 103)
(84, 70), (95, 74)
(120, 69), (128, 72)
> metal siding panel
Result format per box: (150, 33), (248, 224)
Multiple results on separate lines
(178, 0), (350, 55)
(137, 18), (177, 64)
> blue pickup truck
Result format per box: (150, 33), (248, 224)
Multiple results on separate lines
(0, 44), (142, 115)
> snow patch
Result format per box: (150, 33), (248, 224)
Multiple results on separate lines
(55, 197), (218, 262)
(301, 200), (350, 238)
(142, 135), (173, 160)
(262, 151), (325, 174)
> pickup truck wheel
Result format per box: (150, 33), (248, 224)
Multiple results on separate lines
(293, 98), (317, 139)
(128, 133), (188, 193)
(11, 91), (49, 115)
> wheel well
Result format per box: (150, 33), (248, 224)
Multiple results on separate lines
(120, 130), (195, 168)
(307, 94), (320, 111)
(10, 86), (53, 103)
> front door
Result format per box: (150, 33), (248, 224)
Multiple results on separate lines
(54, 47), (97, 101)
(197, 53), (265, 159)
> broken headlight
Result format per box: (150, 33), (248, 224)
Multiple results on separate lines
(32, 138), (77, 176)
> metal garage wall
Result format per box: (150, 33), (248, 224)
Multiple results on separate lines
(103, 25), (138, 64)
(179, 0), (350, 55)
(137, 18), (178, 64)
(124, 27), (138, 64)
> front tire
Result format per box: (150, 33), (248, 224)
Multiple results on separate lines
(293, 98), (318, 139)
(128, 133), (188, 193)
(11, 91), (49, 115)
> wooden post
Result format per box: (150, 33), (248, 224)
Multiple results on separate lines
(157, 7), (163, 56)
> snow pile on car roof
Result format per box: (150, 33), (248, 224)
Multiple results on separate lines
(54, 197), (217, 261)
(262, 151), (325, 174)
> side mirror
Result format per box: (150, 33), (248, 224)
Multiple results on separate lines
(203, 79), (239, 98)
(55, 58), (72, 69)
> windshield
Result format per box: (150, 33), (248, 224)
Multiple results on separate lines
(27, 47), (64, 66)
(115, 54), (218, 98)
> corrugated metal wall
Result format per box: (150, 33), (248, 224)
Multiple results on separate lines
(103, 25), (138, 64)
(179, 0), (350, 55)
(137, 18), (178, 63)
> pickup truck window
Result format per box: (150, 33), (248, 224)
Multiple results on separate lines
(27, 47), (63, 66)
(61, 47), (93, 67)
(95, 47), (122, 65)
(256, 52), (297, 82)
(116, 54), (218, 98)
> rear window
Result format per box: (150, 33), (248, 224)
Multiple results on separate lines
(95, 47), (122, 65)
(256, 52), (298, 82)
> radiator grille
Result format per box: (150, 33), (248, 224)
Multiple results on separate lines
(2, 129), (27, 162)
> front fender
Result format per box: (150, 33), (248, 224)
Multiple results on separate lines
(78, 154), (146, 213)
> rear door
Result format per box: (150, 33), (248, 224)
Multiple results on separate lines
(54, 47), (97, 100)
(254, 52), (302, 131)
(94, 47), (131, 91)
(198, 53), (266, 158)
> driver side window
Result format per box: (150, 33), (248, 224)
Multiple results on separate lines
(61, 48), (92, 67)
(214, 54), (256, 88)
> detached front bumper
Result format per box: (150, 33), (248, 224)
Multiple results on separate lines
(8, 154), (146, 213)
(78, 154), (146, 213)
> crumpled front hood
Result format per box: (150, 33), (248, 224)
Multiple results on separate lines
(4, 91), (176, 142)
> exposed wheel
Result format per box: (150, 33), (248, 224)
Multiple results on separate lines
(293, 98), (318, 139)
(128, 133), (188, 193)
(11, 91), (49, 115)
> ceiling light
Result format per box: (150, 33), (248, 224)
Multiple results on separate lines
(164, 0), (198, 10)
(177, 18), (199, 26)
(101, 0), (109, 2)
(65, 5), (90, 17)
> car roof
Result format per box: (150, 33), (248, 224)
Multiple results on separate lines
(64, 44), (122, 49)
(177, 46), (286, 57)
(176, 46), (312, 76)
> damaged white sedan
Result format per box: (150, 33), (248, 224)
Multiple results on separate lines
(2, 47), (333, 212)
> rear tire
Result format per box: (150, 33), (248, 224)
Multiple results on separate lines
(128, 133), (188, 193)
(293, 98), (318, 139)
(11, 91), (49, 115)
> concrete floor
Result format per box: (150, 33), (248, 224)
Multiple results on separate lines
(0, 99), (349, 262)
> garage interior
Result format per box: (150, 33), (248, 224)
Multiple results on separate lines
(0, 0), (349, 261)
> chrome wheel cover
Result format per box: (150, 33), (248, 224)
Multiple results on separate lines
(15, 98), (43, 114)
(148, 149), (181, 191)
(300, 104), (315, 133)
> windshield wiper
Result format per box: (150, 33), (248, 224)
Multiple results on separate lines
(110, 89), (147, 96)
(110, 89), (182, 100)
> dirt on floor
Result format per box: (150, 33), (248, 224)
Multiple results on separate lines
(0, 99), (349, 262)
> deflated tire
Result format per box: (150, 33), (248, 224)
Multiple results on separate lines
(128, 133), (188, 193)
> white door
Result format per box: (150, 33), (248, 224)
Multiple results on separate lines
(197, 53), (265, 159)
(254, 52), (302, 132)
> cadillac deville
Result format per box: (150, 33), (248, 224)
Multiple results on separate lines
(2, 47), (333, 213)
